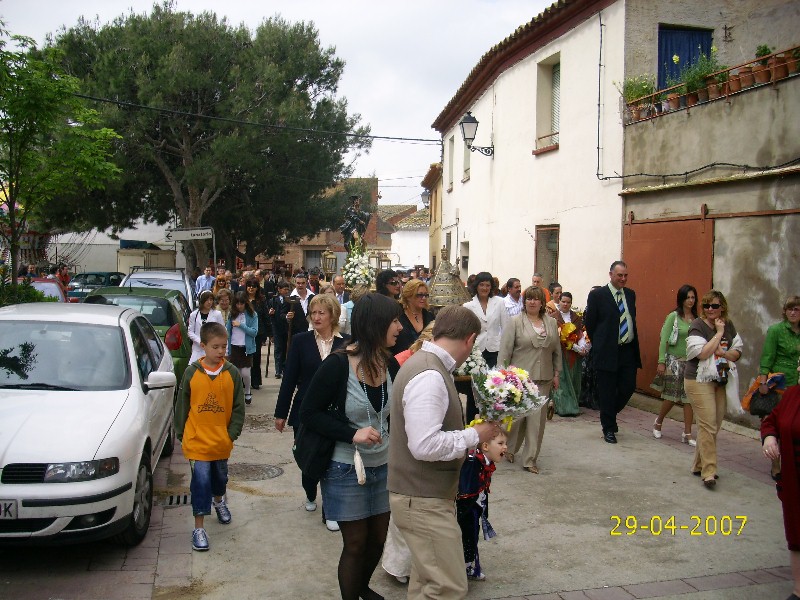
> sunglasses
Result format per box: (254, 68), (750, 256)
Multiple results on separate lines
(246, 284), (258, 288)
(415, 293), (430, 298)
(388, 280), (400, 286)
(702, 303), (722, 310)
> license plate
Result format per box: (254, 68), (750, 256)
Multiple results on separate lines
(0, 499), (18, 519)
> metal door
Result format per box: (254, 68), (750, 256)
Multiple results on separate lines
(623, 219), (713, 394)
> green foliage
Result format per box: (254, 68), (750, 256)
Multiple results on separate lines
(0, 272), (52, 306)
(51, 3), (372, 271)
(671, 47), (726, 93)
(0, 27), (121, 283)
(756, 44), (774, 65)
(615, 74), (656, 104)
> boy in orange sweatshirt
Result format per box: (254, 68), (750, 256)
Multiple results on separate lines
(175, 322), (246, 551)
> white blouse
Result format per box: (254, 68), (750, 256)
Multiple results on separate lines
(463, 295), (509, 353)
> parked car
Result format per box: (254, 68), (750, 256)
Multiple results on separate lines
(28, 278), (67, 302)
(66, 272), (124, 302)
(84, 287), (191, 388)
(119, 268), (197, 310)
(0, 303), (176, 546)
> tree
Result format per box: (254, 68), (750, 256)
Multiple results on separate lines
(0, 28), (120, 284)
(53, 3), (371, 272)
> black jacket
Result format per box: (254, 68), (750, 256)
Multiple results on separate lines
(274, 331), (350, 427)
(584, 285), (642, 371)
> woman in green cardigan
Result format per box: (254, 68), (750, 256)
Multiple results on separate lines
(653, 285), (698, 445)
(758, 295), (800, 388)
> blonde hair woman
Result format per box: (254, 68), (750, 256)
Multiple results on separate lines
(394, 280), (435, 355)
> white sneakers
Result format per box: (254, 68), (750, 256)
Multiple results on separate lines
(325, 519), (340, 532)
(304, 499), (317, 512)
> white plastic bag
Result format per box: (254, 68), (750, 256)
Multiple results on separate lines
(354, 447), (366, 485)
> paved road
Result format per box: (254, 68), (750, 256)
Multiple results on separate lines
(1, 373), (793, 599)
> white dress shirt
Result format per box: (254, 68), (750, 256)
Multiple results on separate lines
(504, 294), (524, 317)
(463, 295), (509, 352)
(401, 341), (480, 462)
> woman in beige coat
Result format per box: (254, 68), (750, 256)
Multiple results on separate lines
(498, 286), (561, 473)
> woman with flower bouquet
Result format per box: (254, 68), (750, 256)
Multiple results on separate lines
(497, 286), (561, 473)
(551, 292), (589, 417)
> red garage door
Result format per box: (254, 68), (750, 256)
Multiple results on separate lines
(623, 219), (714, 395)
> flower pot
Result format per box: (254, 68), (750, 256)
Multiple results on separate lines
(686, 92), (699, 106)
(667, 93), (680, 111)
(727, 75), (741, 93)
(705, 76), (720, 99)
(769, 55), (789, 81)
(788, 56), (800, 75)
(737, 66), (754, 88)
(697, 88), (709, 102)
(753, 64), (771, 84)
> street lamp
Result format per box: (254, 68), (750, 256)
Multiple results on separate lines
(379, 254), (392, 271)
(458, 111), (494, 157)
(322, 249), (337, 279)
(420, 189), (431, 207)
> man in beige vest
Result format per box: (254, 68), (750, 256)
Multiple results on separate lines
(388, 305), (500, 598)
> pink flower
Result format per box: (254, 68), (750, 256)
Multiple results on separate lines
(491, 376), (503, 386)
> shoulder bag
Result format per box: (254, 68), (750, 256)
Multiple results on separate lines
(749, 389), (780, 418)
(668, 312), (679, 345)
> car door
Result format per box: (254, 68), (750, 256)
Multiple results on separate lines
(130, 317), (173, 464)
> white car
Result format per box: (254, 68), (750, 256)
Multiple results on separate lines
(0, 303), (177, 546)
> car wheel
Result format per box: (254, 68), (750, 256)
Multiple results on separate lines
(114, 454), (153, 547)
(161, 419), (175, 458)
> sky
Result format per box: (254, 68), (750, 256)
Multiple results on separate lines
(0, 0), (553, 206)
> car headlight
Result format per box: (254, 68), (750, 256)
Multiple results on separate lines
(44, 458), (120, 482)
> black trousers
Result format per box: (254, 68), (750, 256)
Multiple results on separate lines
(273, 332), (287, 376)
(595, 344), (637, 433)
(252, 336), (265, 386)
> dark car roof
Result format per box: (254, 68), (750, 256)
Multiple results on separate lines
(84, 286), (187, 328)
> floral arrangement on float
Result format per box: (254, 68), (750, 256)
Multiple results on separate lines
(342, 244), (374, 288)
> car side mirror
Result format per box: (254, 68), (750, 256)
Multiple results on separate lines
(144, 371), (177, 394)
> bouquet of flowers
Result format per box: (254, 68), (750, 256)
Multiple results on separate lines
(471, 366), (548, 429)
(559, 322), (581, 351)
(454, 345), (488, 377)
(342, 249), (374, 288)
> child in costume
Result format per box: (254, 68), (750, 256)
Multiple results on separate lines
(456, 428), (507, 581)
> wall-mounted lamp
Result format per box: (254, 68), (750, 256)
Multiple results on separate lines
(458, 111), (494, 157)
(420, 189), (431, 207)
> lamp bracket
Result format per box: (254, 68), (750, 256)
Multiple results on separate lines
(469, 145), (494, 157)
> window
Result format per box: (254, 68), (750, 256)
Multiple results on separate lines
(535, 226), (559, 287)
(447, 136), (455, 190)
(304, 250), (322, 270)
(658, 26), (712, 90)
(445, 232), (452, 260)
(535, 55), (560, 151)
(463, 139), (471, 180)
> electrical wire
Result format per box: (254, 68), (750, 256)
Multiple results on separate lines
(73, 93), (442, 145)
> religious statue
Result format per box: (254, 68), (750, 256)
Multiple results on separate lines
(339, 195), (371, 255)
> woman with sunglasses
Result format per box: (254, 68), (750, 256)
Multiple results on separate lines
(211, 275), (229, 296)
(393, 280), (435, 355)
(684, 290), (743, 488)
(758, 296), (800, 389)
(375, 269), (401, 300)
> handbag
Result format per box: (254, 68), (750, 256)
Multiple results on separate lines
(749, 389), (780, 417)
(292, 422), (337, 482)
(668, 312), (679, 345)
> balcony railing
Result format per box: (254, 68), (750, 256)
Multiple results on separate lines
(623, 45), (800, 124)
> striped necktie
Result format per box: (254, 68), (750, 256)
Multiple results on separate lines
(617, 290), (629, 343)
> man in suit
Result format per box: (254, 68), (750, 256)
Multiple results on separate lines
(332, 275), (349, 305)
(268, 281), (292, 378)
(584, 261), (642, 444)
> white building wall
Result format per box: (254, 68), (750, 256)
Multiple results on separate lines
(391, 229), (429, 269)
(440, 1), (626, 305)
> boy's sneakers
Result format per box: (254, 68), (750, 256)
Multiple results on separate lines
(245, 394), (252, 405)
(466, 564), (485, 581)
(213, 498), (232, 524)
(304, 498), (317, 512)
(192, 528), (209, 551)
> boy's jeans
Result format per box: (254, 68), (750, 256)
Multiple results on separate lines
(189, 459), (228, 516)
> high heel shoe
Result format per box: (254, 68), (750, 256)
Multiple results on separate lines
(682, 432), (696, 446)
(652, 418), (662, 439)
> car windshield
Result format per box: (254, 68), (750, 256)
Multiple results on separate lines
(0, 322), (128, 391)
(125, 277), (185, 295)
(85, 295), (175, 327)
(31, 281), (63, 300)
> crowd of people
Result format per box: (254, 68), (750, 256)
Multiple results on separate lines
(176, 260), (799, 600)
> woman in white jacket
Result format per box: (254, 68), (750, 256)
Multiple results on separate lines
(463, 271), (509, 419)
(188, 290), (225, 363)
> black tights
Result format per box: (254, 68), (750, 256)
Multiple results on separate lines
(337, 512), (390, 600)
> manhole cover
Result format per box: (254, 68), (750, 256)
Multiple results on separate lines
(228, 463), (283, 481)
(244, 414), (275, 432)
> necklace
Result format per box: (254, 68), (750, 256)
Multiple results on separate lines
(407, 308), (421, 324)
(359, 365), (387, 440)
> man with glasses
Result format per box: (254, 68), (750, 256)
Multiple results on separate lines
(376, 269), (401, 299)
(584, 261), (641, 444)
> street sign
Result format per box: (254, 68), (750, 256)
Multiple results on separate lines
(165, 227), (213, 242)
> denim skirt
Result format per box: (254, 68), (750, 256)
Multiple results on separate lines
(320, 461), (389, 522)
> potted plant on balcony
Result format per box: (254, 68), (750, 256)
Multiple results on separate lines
(681, 47), (724, 104)
(615, 74), (656, 121)
(753, 44), (773, 84)
(787, 48), (800, 75)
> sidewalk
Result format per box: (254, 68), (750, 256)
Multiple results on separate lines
(0, 380), (792, 600)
